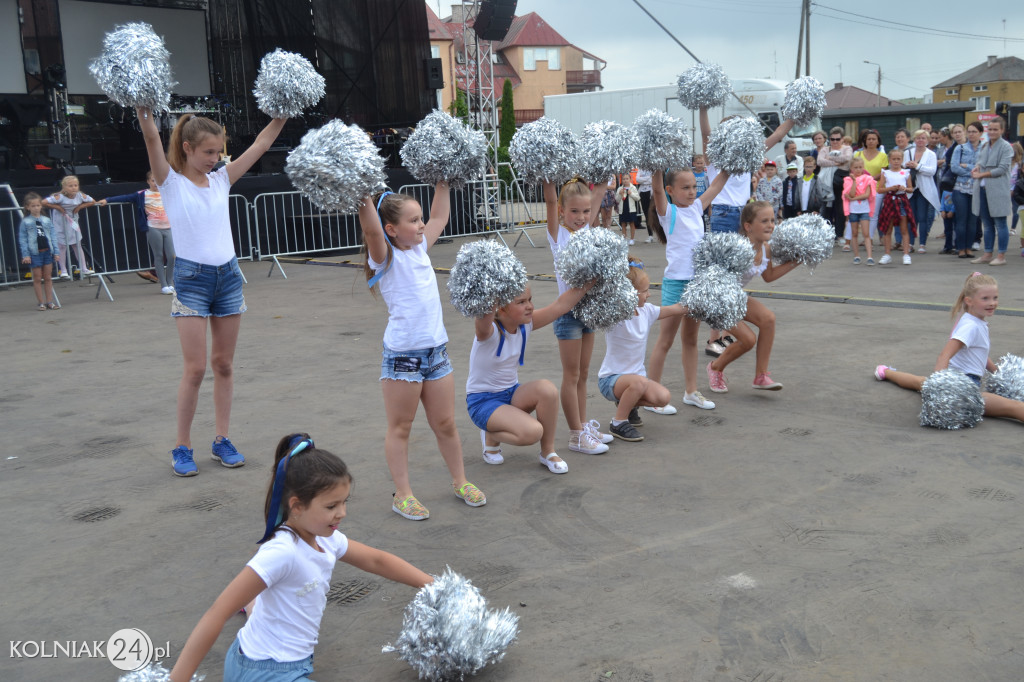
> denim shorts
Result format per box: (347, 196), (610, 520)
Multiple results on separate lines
(223, 636), (314, 682)
(380, 343), (453, 382)
(466, 383), (519, 430)
(29, 250), (54, 268)
(553, 311), (593, 340)
(598, 374), (622, 402)
(848, 212), (870, 223)
(661, 278), (689, 306)
(710, 204), (741, 233)
(171, 256), (247, 318)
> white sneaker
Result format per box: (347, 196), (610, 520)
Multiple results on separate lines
(161, 286), (174, 295)
(973, 241), (981, 250)
(644, 236), (655, 243)
(902, 253), (911, 265)
(628, 239), (635, 245)
(59, 272), (71, 280)
(583, 419), (614, 444)
(643, 404), (677, 415)
(682, 391), (716, 410)
(878, 254), (892, 265)
(568, 429), (609, 455)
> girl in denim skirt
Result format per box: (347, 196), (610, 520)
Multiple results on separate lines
(358, 186), (486, 520)
(137, 106), (287, 477)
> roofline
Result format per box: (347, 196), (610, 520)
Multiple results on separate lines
(932, 77), (1020, 88)
(823, 102), (975, 117)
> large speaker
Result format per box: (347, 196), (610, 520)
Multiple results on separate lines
(425, 58), (444, 89)
(473, 0), (517, 41)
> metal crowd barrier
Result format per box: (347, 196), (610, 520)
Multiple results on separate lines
(398, 179), (512, 242)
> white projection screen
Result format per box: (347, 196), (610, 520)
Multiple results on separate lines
(0, 0), (27, 93)
(58, 0), (210, 96)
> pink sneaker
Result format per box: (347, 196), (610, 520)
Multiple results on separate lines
(874, 365), (889, 381)
(707, 361), (728, 393)
(752, 372), (783, 390)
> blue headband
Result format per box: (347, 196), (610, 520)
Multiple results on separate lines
(367, 192), (395, 289)
(257, 435), (315, 544)
(629, 261), (644, 269)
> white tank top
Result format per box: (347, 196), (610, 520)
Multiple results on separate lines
(740, 244), (768, 287)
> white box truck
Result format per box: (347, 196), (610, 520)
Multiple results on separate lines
(543, 79), (821, 164)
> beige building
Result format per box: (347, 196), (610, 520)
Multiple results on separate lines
(932, 56), (1024, 128)
(427, 3), (605, 125)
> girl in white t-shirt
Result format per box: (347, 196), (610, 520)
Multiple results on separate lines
(139, 107), (287, 478)
(543, 178), (612, 455)
(877, 148), (917, 266)
(169, 433), (433, 682)
(597, 256), (687, 442)
(875, 273), (1024, 423)
(705, 201), (799, 395)
(644, 167), (728, 415)
(466, 281), (591, 474)
(358, 187), (485, 520)
(42, 175), (96, 279)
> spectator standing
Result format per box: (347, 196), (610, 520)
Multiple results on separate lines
(904, 130), (939, 253)
(101, 171), (177, 294)
(635, 169), (655, 242)
(854, 129), (888, 242)
(969, 117), (1013, 266)
(816, 126), (853, 243)
(950, 123), (981, 258)
(775, 140), (802, 172)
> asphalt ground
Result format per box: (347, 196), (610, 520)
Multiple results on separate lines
(3, 224), (1024, 681)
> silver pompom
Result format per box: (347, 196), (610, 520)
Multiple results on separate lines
(117, 662), (204, 681)
(579, 121), (639, 184)
(554, 227), (629, 289)
(573, 275), (639, 331)
(632, 109), (693, 172)
(770, 214), (835, 272)
(253, 49), (325, 119)
(285, 120), (386, 214)
(982, 353), (1024, 401)
(447, 240), (528, 317)
(89, 22), (176, 111)
(705, 117), (765, 175)
(676, 62), (732, 110)
(682, 264), (748, 330)
(401, 111), (488, 189)
(781, 76), (827, 127)
(509, 117), (581, 185)
(920, 369), (984, 430)
(382, 567), (519, 681)
(692, 231), (755, 276)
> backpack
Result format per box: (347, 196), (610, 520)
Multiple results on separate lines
(1012, 168), (1024, 206)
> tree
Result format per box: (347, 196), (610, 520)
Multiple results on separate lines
(499, 79), (516, 147)
(449, 89), (468, 120)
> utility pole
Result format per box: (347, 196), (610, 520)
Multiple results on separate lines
(864, 60), (881, 107)
(795, 1), (805, 79)
(804, 0), (810, 77)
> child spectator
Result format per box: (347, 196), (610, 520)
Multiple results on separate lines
(781, 162), (800, 219)
(754, 161), (782, 217)
(799, 155), (821, 215)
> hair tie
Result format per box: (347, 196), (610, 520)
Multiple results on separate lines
(629, 261), (645, 269)
(257, 435), (315, 544)
(972, 271), (982, 277)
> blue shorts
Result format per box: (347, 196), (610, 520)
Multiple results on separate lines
(848, 212), (870, 223)
(380, 343), (453, 382)
(598, 374), (622, 402)
(710, 204), (741, 233)
(965, 373), (981, 387)
(29, 250), (54, 268)
(661, 278), (689, 306)
(223, 636), (313, 682)
(171, 256), (246, 318)
(553, 311), (593, 340)
(466, 383), (519, 430)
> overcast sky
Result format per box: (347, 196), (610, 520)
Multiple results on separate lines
(435, 0), (1023, 100)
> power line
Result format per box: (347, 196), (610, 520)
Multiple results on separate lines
(812, 3), (1024, 42)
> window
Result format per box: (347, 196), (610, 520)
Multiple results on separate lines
(945, 88), (957, 96)
(547, 48), (560, 70)
(430, 45), (440, 59)
(971, 96), (990, 112)
(973, 84), (988, 92)
(522, 48), (535, 71)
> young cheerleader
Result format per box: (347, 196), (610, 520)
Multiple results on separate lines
(644, 166), (730, 415)
(168, 433), (433, 682)
(597, 256), (688, 441)
(543, 178), (614, 454)
(101, 170), (177, 294)
(17, 192), (60, 310)
(359, 186), (485, 519)
(875, 273), (1024, 424)
(705, 201), (799, 393)
(876, 148), (916, 266)
(138, 106), (287, 476)
(843, 157), (877, 265)
(42, 175), (96, 279)
(467, 280), (592, 473)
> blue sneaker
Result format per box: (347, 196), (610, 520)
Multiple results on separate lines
(171, 445), (198, 477)
(211, 436), (246, 468)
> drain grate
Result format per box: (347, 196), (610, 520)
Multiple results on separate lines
(691, 415), (724, 426)
(73, 506), (121, 522)
(326, 579), (378, 605)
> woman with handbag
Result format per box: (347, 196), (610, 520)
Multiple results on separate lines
(950, 123), (981, 259)
(904, 129), (939, 253)
(816, 126), (853, 245)
(969, 117), (1014, 266)
(936, 127), (957, 253)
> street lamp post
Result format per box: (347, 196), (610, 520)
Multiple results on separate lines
(863, 60), (881, 107)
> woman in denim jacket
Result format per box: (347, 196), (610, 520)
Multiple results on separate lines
(950, 123), (981, 258)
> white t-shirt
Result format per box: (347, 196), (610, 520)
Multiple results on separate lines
(369, 241), (447, 351)
(740, 244), (769, 287)
(635, 170), (653, 193)
(948, 313), (989, 377)
(658, 198), (705, 280)
(599, 303), (660, 378)
(547, 223), (591, 295)
(466, 321), (533, 394)
(881, 168), (910, 196)
(159, 166), (235, 264)
(238, 529), (349, 662)
(706, 163), (751, 207)
(800, 176), (812, 211)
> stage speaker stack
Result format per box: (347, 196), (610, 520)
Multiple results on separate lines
(472, 0), (517, 41)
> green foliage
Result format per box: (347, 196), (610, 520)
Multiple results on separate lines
(449, 89), (468, 120)
(499, 80), (516, 147)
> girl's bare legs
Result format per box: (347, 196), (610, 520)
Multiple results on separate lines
(745, 298), (776, 376)
(880, 368), (925, 392)
(175, 317), (209, 448)
(420, 374), (472, 488)
(612, 375), (671, 420)
(982, 393), (1024, 422)
(647, 316), (681, 384)
(680, 316), (700, 394)
(381, 378), (424, 499)
(899, 218), (910, 255)
(709, 320), (756, 374)
(557, 334), (595, 430)
(883, 230), (892, 256)
(31, 266), (44, 303)
(42, 263), (54, 302)
(860, 222), (873, 260)
(209, 314), (241, 439)
(485, 380), (561, 460)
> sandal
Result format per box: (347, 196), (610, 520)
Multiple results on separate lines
(453, 482), (486, 507)
(37, 303), (46, 311)
(46, 302), (60, 310)
(539, 452), (568, 474)
(481, 429), (503, 464)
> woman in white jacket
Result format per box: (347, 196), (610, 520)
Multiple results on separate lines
(904, 129), (939, 253)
